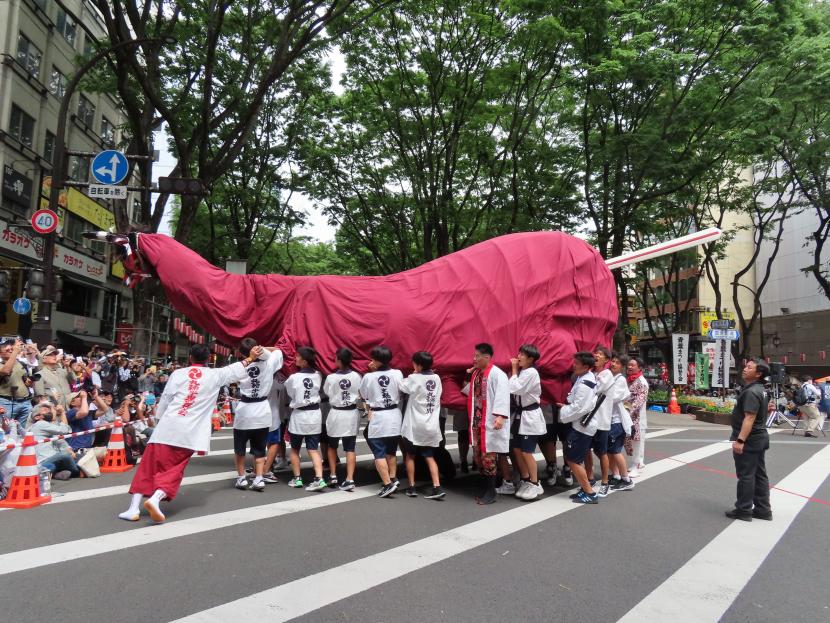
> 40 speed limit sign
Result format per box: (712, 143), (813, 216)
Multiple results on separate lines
(31, 208), (59, 234)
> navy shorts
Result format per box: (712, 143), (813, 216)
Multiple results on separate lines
(607, 423), (625, 454)
(540, 422), (558, 443)
(233, 427), (268, 458)
(400, 437), (435, 458)
(591, 430), (610, 455)
(565, 428), (593, 464)
(516, 434), (539, 453)
(327, 435), (357, 453)
(554, 420), (572, 444)
(267, 428), (281, 445)
(367, 436), (399, 459)
(290, 433), (320, 451)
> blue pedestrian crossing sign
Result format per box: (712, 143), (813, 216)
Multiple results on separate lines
(12, 298), (32, 315)
(91, 150), (129, 185)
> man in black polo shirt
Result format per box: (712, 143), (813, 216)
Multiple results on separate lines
(726, 358), (772, 522)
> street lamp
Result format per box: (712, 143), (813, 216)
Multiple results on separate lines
(29, 36), (176, 346)
(733, 281), (764, 358)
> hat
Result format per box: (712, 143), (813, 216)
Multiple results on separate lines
(99, 389), (114, 396)
(67, 391), (81, 405)
(40, 345), (59, 357)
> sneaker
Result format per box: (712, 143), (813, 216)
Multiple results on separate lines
(611, 478), (635, 491)
(245, 467), (253, 474)
(608, 476), (623, 487)
(378, 482), (396, 498)
(405, 486), (418, 497)
(53, 470), (72, 481)
(628, 467), (640, 478)
(545, 465), (559, 487)
(235, 476), (249, 490)
(261, 473), (279, 484)
(424, 486), (446, 500)
(589, 479), (598, 488)
(273, 458), (290, 472)
(287, 477), (304, 488)
(572, 490), (599, 504)
(249, 479), (266, 492)
(535, 482), (544, 497)
(560, 471), (574, 487)
(391, 478), (400, 491)
(597, 482), (610, 498)
(495, 481), (517, 495)
(305, 477), (327, 491)
(522, 482), (539, 501)
(338, 479), (356, 491)
(328, 475), (339, 488)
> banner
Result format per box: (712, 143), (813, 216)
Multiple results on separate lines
(695, 352), (710, 389)
(711, 338), (731, 388)
(672, 333), (689, 385)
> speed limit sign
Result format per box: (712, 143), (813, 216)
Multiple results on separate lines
(31, 208), (59, 234)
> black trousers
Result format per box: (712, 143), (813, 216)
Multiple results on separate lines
(733, 444), (771, 514)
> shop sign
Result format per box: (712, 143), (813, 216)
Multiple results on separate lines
(2, 165), (33, 208)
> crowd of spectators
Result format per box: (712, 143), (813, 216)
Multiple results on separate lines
(0, 338), (176, 498)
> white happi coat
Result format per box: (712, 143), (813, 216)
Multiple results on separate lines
(322, 369), (362, 438)
(359, 368), (404, 438)
(593, 368), (615, 431)
(559, 371), (599, 436)
(508, 366), (547, 436)
(284, 369), (323, 435)
(400, 372), (443, 447)
(267, 371), (288, 432)
(235, 349), (284, 430)
(610, 373), (634, 435)
(463, 364), (510, 454)
(151, 362), (249, 453)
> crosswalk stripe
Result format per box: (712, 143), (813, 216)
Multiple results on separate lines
(0, 430), (688, 575)
(169, 437), (728, 623)
(617, 443), (830, 623)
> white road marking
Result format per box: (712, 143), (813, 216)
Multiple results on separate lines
(617, 443), (830, 623)
(169, 436), (726, 623)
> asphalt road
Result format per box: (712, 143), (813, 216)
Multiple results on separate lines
(1, 414), (828, 623)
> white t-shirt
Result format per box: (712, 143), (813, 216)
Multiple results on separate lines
(400, 372), (443, 447)
(284, 370), (323, 435)
(150, 362), (249, 452)
(234, 349), (284, 430)
(322, 369), (362, 438)
(360, 368), (404, 438)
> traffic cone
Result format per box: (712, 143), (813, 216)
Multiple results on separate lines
(223, 399), (233, 426)
(0, 433), (51, 509)
(212, 406), (222, 432)
(100, 418), (133, 473)
(668, 387), (681, 415)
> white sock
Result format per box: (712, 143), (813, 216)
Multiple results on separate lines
(149, 489), (166, 505)
(118, 493), (143, 520)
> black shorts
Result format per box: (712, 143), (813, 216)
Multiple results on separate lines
(400, 437), (436, 458)
(565, 428), (593, 464)
(290, 434), (321, 451)
(327, 435), (357, 452)
(233, 427), (269, 458)
(508, 419), (521, 451)
(515, 434), (539, 453)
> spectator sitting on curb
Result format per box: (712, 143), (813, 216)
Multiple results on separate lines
(29, 402), (80, 480)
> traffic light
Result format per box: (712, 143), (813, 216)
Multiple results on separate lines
(158, 177), (206, 195)
(28, 268), (45, 299)
(0, 271), (10, 301)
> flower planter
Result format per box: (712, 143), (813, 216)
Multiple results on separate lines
(691, 409), (732, 426)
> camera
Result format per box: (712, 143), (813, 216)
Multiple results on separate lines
(81, 378), (95, 393)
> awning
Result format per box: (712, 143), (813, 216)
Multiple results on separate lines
(56, 330), (115, 349)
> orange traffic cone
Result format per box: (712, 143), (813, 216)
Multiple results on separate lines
(212, 406), (222, 432)
(668, 387), (681, 414)
(100, 418), (133, 473)
(223, 399), (233, 426)
(0, 433), (51, 509)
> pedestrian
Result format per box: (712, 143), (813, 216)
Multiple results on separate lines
(588, 346), (615, 497)
(34, 345), (74, 410)
(625, 357), (649, 476)
(558, 352), (600, 504)
(322, 348), (361, 491)
(462, 343), (510, 505)
(606, 354), (635, 492)
(725, 358), (773, 522)
(399, 351), (446, 500)
(284, 346), (327, 492)
(796, 375), (822, 437)
(0, 338), (34, 429)
(359, 345), (404, 498)
(232, 338), (284, 492)
(507, 344), (546, 501)
(818, 380), (830, 434)
(118, 343), (262, 523)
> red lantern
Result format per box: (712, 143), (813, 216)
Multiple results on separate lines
(821, 351), (826, 361)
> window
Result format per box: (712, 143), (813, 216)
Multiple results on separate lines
(33, 0), (48, 10)
(77, 95), (95, 127)
(101, 116), (115, 146)
(16, 33), (42, 78)
(83, 35), (96, 58)
(69, 155), (90, 183)
(9, 105), (35, 148)
(44, 131), (56, 163)
(49, 66), (67, 98)
(57, 279), (95, 317)
(63, 212), (86, 243)
(56, 8), (77, 47)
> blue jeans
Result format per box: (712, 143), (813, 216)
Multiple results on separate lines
(41, 452), (80, 477)
(0, 397), (32, 429)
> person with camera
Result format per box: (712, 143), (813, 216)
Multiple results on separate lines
(0, 338), (35, 428)
(30, 401), (80, 480)
(65, 391), (93, 452)
(34, 345), (74, 410)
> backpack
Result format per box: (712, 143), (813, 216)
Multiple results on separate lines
(793, 385), (810, 407)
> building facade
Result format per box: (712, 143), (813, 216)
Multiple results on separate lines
(0, 0), (140, 349)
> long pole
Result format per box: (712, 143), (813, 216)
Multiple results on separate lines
(147, 296), (155, 361)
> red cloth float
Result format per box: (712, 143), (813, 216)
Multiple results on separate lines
(135, 232), (617, 406)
